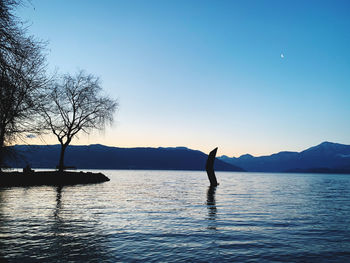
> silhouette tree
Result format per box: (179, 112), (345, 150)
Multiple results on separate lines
(0, 0), (48, 169)
(42, 71), (118, 172)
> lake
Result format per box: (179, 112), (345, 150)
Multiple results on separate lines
(1, 170), (350, 262)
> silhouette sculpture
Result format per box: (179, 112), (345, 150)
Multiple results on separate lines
(206, 147), (219, 186)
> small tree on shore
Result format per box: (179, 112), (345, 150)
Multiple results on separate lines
(42, 71), (118, 172)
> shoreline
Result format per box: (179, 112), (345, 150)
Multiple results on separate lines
(0, 170), (110, 187)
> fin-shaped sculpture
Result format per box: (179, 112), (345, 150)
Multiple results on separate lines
(206, 147), (218, 186)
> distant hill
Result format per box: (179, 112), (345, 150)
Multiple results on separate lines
(219, 142), (350, 173)
(6, 144), (244, 172)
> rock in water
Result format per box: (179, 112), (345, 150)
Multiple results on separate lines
(206, 147), (218, 186)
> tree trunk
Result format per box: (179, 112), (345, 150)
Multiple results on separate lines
(0, 128), (5, 172)
(58, 144), (67, 173)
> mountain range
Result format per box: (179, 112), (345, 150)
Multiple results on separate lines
(7, 144), (243, 171)
(219, 141), (350, 173)
(5, 142), (350, 174)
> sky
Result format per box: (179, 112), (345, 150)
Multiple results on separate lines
(16, 0), (350, 157)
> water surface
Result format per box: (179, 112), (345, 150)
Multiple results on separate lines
(1, 171), (350, 262)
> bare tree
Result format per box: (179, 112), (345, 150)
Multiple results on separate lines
(0, 0), (48, 169)
(0, 0), (22, 70)
(42, 71), (118, 172)
(0, 41), (47, 162)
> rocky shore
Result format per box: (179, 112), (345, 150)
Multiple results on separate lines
(0, 171), (110, 187)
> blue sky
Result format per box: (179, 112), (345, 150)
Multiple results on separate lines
(18, 0), (350, 156)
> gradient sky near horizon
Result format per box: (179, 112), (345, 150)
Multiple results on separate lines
(17, 0), (350, 157)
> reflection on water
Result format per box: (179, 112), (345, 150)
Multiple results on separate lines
(48, 186), (110, 262)
(1, 170), (350, 262)
(0, 190), (6, 260)
(53, 186), (62, 219)
(206, 186), (217, 230)
(0, 185), (110, 262)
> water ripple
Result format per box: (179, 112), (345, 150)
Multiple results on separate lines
(1, 171), (350, 262)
